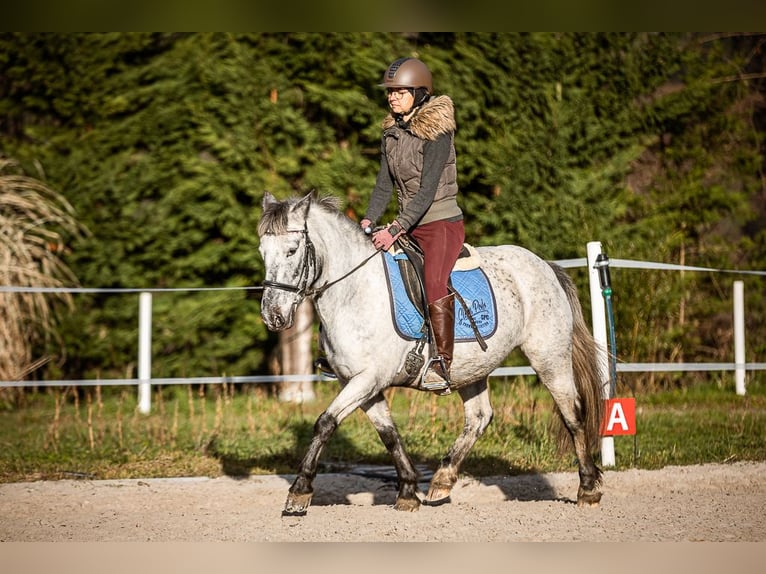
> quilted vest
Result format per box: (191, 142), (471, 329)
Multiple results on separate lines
(381, 95), (461, 226)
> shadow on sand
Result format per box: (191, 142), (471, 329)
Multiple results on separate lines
(206, 419), (577, 508)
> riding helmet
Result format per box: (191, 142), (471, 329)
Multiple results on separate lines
(380, 57), (433, 94)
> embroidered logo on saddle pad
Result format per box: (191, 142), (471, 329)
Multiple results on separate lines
(382, 248), (498, 342)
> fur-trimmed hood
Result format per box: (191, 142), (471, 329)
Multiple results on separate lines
(381, 95), (456, 141)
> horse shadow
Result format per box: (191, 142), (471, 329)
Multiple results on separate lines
(207, 420), (411, 506)
(460, 456), (577, 505)
(207, 420), (575, 507)
(316, 455), (575, 507)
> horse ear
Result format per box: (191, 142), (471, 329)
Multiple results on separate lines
(262, 191), (277, 209)
(290, 193), (312, 219)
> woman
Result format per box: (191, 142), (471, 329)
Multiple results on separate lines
(360, 57), (465, 389)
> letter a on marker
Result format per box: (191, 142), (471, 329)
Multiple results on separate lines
(607, 402), (628, 431)
(601, 398), (636, 436)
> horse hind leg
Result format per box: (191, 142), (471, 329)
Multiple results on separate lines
(570, 424), (603, 507)
(574, 436), (603, 507)
(546, 381), (603, 507)
(361, 393), (421, 511)
(426, 378), (493, 504)
(546, 261), (604, 505)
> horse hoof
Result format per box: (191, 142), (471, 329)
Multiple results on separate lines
(423, 494), (451, 507)
(282, 508), (307, 517)
(283, 492), (313, 516)
(394, 496), (421, 512)
(577, 488), (602, 507)
(426, 467), (457, 504)
(425, 486), (452, 505)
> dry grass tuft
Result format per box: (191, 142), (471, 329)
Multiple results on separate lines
(0, 156), (84, 386)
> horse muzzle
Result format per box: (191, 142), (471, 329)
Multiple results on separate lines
(260, 298), (296, 332)
(262, 309), (295, 331)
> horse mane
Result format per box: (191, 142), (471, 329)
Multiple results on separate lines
(312, 193), (343, 212)
(258, 192), (344, 237)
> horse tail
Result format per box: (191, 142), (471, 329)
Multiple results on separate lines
(548, 262), (604, 455)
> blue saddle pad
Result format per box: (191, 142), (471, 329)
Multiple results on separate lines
(382, 251), (498, 342)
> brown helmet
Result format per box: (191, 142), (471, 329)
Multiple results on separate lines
(380, 57), (432, 94)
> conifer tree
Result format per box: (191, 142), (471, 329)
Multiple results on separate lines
(1, 32), (764, 386)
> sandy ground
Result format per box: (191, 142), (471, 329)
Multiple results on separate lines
(1, 460), (765, 542)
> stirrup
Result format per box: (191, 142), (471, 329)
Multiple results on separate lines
(420, 356), (452, 394)
(314, 357), (337, 379)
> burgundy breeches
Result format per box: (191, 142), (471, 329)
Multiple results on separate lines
(410, 219), (465, 303)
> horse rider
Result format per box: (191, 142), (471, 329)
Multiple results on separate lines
(360, 56), (465, 388)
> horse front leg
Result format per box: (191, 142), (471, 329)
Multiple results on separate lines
(361, 392), (421, 511)
(283, 377), (383, 516)
(426, 378), (493, 504)
(283, 411), (337, 516)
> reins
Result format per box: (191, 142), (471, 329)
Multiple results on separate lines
(304, 250), (380, 299)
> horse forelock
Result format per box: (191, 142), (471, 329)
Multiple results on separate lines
(258, 200), (290, 236)
(258, 194), (345, 237)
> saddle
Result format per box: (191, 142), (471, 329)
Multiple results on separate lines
(383, 236), (495, 350)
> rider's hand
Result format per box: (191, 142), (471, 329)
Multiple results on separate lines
(371, 221), (405, 251)
(360, 218), (374, 235)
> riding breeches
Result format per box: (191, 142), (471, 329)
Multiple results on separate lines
(410, 219), (465, 303)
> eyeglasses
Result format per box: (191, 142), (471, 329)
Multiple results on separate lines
(387, 88), (411, 99)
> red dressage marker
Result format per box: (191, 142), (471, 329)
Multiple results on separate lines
(601, 398), (637, 436)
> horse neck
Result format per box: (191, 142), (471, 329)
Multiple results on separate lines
(307, 212), (384, 310)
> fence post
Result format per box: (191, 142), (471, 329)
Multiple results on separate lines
(734, 281), (746, 396)
(587, 241), (615, 467)
(138, 291), (152, 414)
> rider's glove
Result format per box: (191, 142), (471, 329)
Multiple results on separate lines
(371, 221), (405, 251)
(360, 218), (374, 235)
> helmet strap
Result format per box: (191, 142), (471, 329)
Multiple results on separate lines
(393, 88), (430, 126)
(412, 88), (430, 108)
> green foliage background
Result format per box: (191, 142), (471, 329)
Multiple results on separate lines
(1, 32), (764, 386)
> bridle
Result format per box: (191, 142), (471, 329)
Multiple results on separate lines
(261, 220), (379, 301)
(261, 225), (316, 298)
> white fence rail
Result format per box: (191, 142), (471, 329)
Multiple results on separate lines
(2, 242), (764, 398)
(3, 362), (763, 389)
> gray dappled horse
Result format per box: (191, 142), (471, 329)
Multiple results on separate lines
(258, 192), (604, 515)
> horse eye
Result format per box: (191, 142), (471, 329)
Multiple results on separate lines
(287, 247), (298, 257)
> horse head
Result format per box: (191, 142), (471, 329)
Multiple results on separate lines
(257, 192), (316, 331)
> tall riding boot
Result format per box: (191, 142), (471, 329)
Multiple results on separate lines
(427, 293), (455, 384)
